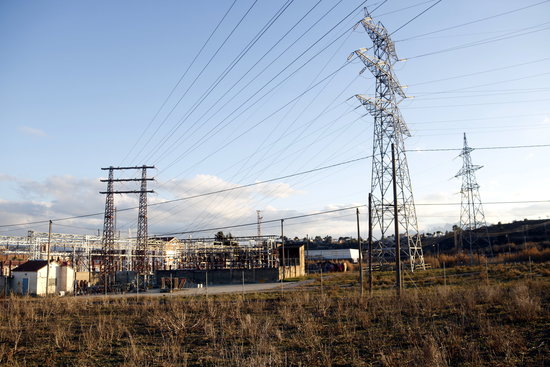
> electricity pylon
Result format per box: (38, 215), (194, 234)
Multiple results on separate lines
(135, 166), (154, 274)
(455, 133), (491, 255)
(350, 11), (424, 270)
(100, 165), (154, 292)
(256, 210), (263, 238)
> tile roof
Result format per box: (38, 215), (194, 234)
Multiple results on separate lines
(12, 260), (49, 272)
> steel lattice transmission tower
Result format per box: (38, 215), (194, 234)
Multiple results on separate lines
(134, 166), (154, 274)
(350, 11), (424, 270)
(100, 167), (116, 291)
(455, 133), (490, 254)
(256, 210), (263, 238)
(100, 165), (154, 291)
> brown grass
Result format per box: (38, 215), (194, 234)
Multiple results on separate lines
(0, 264), (548, 366)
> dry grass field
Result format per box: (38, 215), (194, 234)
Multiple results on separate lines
(1, 262), (548, 366)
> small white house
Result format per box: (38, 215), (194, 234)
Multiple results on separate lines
(11, 260), (75, 296)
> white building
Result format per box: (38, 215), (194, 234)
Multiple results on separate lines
(307, 249), (360, 263)
(11, 260), (75, 296)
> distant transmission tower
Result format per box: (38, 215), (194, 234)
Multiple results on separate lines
(455, 133), (491, 255)
(350, 11), (424, 270)
(256, 210), (263, 238)
(100, 165), (154, 291)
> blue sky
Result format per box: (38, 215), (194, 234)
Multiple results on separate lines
(1, 0), (549, 238)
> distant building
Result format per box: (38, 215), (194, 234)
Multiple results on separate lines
(279, 243), (305, 279)
(308, 249), (360, 263)
(11, 260), (75, 296)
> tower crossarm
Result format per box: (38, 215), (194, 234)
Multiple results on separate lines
(358, 15), (398, 60)
(460, 183), (480, 192)
(455, 165), (483, 178)
(459, 147), (475, 156)
(355, 95), (411, 137)
(350, 49), (406, 98)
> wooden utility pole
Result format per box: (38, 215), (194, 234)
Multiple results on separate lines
(392, 144), (402, 295)
(45, 220), (52, 296)
(356, 208), (364, 296)
(368, 192), (373, 294)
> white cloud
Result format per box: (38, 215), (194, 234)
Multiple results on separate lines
(0, 174), (16, 182)
(18, 126), (47, 137)
(254, 181), (301, 198)
(2, 172), (547, 240)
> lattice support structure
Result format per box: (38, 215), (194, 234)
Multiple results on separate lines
(134, 166), (154, 274)
(455, 133), (491, 254)
(100, 165), (154, 291)
(350, 11), (424, 270)
(101, 167), (116, 290)
(257, 210), (263, 238)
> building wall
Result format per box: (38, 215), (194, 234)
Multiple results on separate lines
(37, 264), (59, 295)
(280, 245), (306, 279)
(155, 268), (279, 287)
(11, 271), (35, 295)
(279, 264), (305, 279)
(58, 266), (75, 293)
(12, 263), (59, 295)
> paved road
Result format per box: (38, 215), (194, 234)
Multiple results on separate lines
(82, 280), (311, 299)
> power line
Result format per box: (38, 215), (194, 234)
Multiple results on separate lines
(376, 0), (437, 18)
(160, 61), (353, 176)
(153, 1), (369, 173)
(396, 0), (550, 42)
(156, 205), (366, 236)
(0, 155), (372, 229)
(148, 0), (339, 170)
(121, 0), (238, 164)
(401, 97), (550, 110)
(389, 0), (443, 36)
(148, 199), (550, 237)
(407, 112), (548, 125)
(416, 200), (550, 206)
(116, 0), (336, 232)
(408, 57), (550, 87)
(131, 0), (260, 165)
(410, 89), (550, 101)
(406, 144), (550, 152)
(2, 144), (549, 229)
(407, 22), (550, 60)
(141, 0), (296, 165)
(413, 71), (550, 95)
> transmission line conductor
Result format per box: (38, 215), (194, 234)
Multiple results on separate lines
(350, 10), (425, 271)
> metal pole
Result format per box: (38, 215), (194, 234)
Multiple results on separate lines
(281, 219), (285, 281)
(443, 262), (446, 287)
(368, 193), (373, 295)
(392, 144), (402, 295)
(306, 234), (309, 274)
(46, 220), (52, 296)
(242, 270), (245, 298)
(356, 208), (364, 297)
(320, 266), (324, 297)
